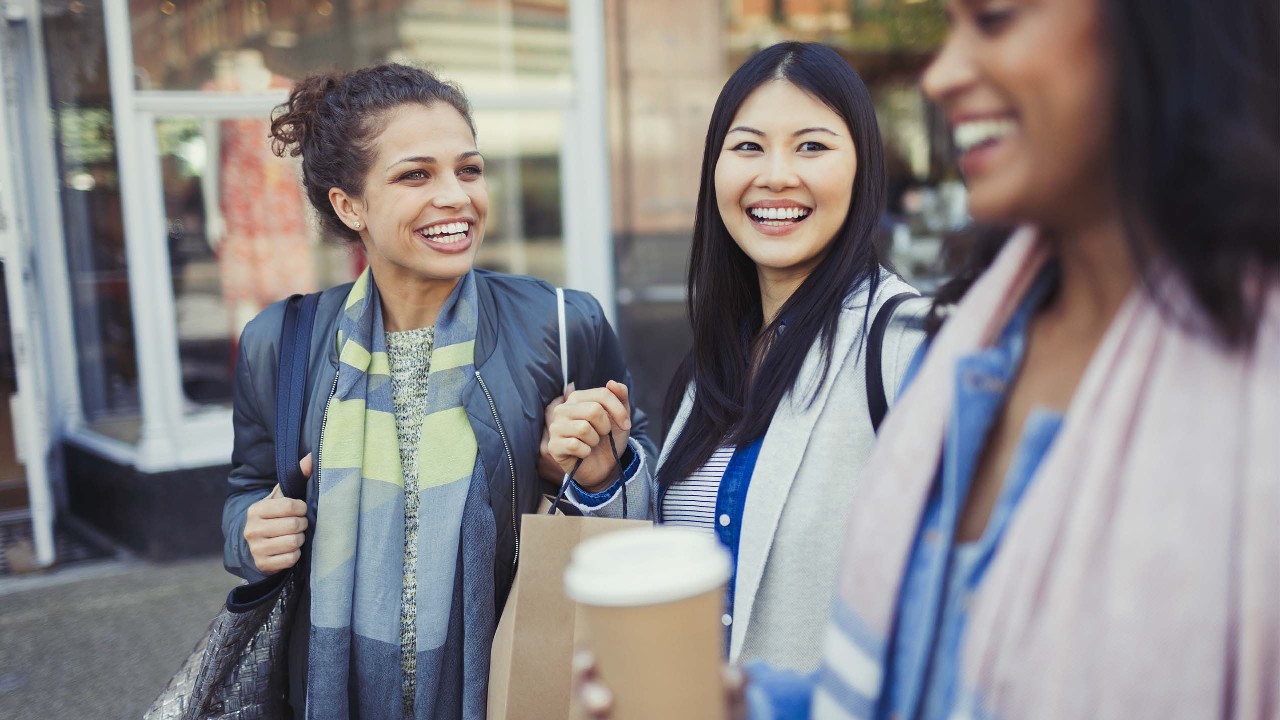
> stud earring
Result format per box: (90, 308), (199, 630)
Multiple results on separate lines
(353, 221), (362, 230)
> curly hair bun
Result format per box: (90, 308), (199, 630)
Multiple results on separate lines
(269, 71), (345, 159)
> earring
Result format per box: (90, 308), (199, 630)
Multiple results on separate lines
(353, 221), (362, 230)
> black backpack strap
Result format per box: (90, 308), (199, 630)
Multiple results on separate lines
(866, 292), (917, 433)
(274, 292), (321, 500)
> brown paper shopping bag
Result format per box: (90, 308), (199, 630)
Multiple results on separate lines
(488, 498), (650, 720)
(490, 288), (650, 717)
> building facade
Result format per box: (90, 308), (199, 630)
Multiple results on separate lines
(0, 0), (963, 565)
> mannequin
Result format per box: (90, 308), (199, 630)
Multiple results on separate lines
(202, 50), (316, 339)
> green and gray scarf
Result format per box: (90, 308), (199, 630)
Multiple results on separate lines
(306, 268), (494, 718)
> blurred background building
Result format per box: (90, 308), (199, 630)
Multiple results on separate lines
(0, 0), (969, 570)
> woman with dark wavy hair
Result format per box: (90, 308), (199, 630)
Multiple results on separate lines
(220, 64), (654, 719)
(788, 0), (1278, 718)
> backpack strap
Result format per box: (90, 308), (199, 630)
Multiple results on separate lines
(866, 292), (917, 434)
(275, 292), (321, 500)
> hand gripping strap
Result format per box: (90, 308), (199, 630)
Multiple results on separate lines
(549, 287), (630, 518)
(274, 292), (321, 500)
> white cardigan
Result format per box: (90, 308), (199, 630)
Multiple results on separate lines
(570, 272), (927, 672)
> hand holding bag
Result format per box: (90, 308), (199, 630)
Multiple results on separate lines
(486, 288), (651, 720)
(146, 292), (320, 720)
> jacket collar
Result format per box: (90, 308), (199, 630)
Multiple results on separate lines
(472, 271), (499, 370)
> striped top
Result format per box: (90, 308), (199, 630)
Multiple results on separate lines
(662, 445), (735, 532)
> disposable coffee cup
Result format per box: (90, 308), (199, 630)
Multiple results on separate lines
(564, 527), (732, 720)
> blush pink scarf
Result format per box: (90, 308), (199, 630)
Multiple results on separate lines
(824, 228), (1279, 719)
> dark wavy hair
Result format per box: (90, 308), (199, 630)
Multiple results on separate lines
(657, 42), (887, 499)
(269, 63), (474, 243)
(931, 0), (1280, 347)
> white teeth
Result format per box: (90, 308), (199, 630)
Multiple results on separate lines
(748, 207), (810, 221)
(422, 221), (470, 238)
(953, 119), (1017, 153)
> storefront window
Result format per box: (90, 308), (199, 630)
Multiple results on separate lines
(156, 116), (332, 408)
(129, 0), (572, 96)
(43, 0), (142, 435)
(471, 108), (566, 285)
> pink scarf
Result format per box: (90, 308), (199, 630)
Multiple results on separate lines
(825, 228), (1279, 719)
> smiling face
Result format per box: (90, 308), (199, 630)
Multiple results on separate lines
(922, 0), (1116, 228)
(330, 102), (488, 290)
(714, 80), (857, 290)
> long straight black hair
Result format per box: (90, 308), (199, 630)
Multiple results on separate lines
(931, 0), (1280, 347)
(657, 42), (887, 498)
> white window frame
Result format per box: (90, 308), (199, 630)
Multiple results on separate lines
(80, 0), (613, 472)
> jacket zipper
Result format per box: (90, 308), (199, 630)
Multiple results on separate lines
(313, 369), (340, 502)
(475, 370), (519, 569)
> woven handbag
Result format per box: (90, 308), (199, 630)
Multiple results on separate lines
(146, 292), (320, 720)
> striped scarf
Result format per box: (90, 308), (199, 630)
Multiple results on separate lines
(306, 268), (482, 718)
(814, 229), (1279, 719)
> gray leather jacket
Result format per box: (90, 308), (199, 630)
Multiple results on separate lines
(222, 270), (654, 702)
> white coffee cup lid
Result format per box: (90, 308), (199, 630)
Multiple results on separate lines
(564, 526), (732, 607)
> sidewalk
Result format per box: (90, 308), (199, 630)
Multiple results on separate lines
(0, 556), (231, 719)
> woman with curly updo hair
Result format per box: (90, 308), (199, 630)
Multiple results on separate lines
(221, 63), (655, 719)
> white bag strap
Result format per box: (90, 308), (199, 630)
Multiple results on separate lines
(556, 287), (569, 393)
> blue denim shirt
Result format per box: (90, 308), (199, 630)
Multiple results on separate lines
(566, 448), (643, 505)
(749, 267), (1063, 720)
(885, 266), (1062, 720)
(713, 439), (766, 640)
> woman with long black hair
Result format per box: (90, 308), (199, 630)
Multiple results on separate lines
(546, 41), (927, 674)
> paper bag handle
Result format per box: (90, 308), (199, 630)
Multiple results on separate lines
(549, 432), (627, 517)
(551, 287), (629, 518)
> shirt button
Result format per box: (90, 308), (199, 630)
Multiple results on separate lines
(721, 613), (733, 627)
(718, 514), (731, 527)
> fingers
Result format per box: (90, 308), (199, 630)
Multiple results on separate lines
(572, 651), (613, 719)
(571, 649), (597, 684)
(250, 496), (307, 520)
(254, 549), (302, 574)
(559, 419), (602, 449)
(580, 682), (613, 718)
(245, 514), (309, 540)
(557, 386), (631, 433)
(549, 435), (593, 466)
(605, 380), (630, 412)
(251, 529), (307, 557)
(723, 664), (748, 720)
(299, 452), (313, 478)
(245, 485), (308, 574)
(245, 507), (307, 574)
